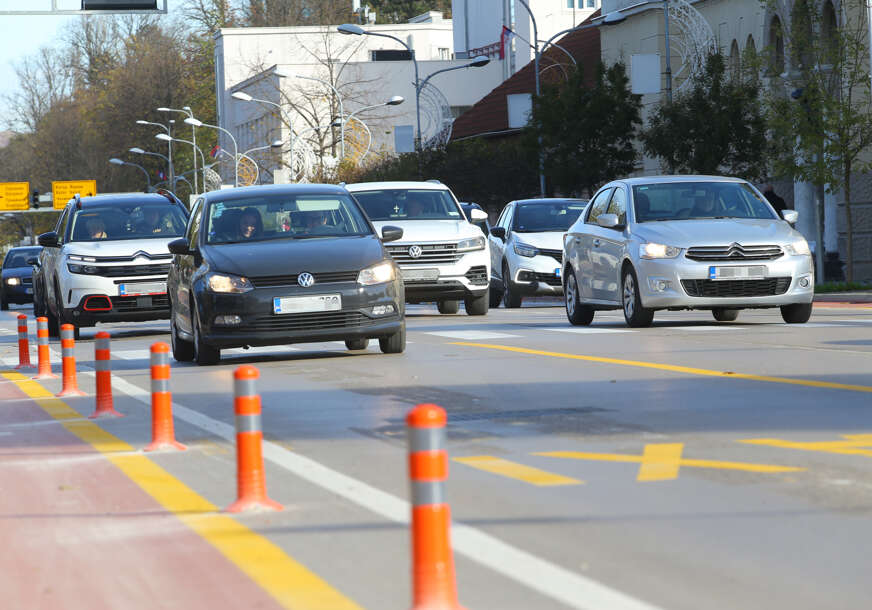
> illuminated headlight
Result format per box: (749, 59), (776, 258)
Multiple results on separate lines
(68, 254), (96, 262)
(513, 241), (539, 258)
(205, 272), (253, 293)
(5, 277), (20, 286)
(358, 261), (395, 285)
(371, 303), (396, 316)
(457, 235), (486, 252)
(639, 243), (682, 259)
(785, 240), (811, 256)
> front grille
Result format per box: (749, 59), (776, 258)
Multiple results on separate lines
(86, 252), (173, 263)
(109, 294), (170, 312)
(90, 263), (170, 277)
(681, 278), (791, 297)
(539, 249), (563, 264)
(249, 271), (359, 287)
(534, 272), (562, 287)
(21, 278), (32, 286)
(387, 243), (460, 265)
(248, 311), (372, 332)
(685, 244), (783, 261)
(465, 265), (488, 286)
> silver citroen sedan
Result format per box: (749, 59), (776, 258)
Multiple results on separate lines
(562, 176), (814, 327)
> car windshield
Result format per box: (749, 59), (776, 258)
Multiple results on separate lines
(352, 188), (463, 221)
(3, 248), (40, 268)
(69, 204), (188, 242)
(633, 182), (776, 222)
(513, 201), (587, 232)
(205, 193), (372, 244)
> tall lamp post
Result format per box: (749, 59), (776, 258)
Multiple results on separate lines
(109, 158), (151, 191)
(231, 90), (299, 181)
(135, 119), (174, 187)
(183, 117), (239, 187)
(155, 133), (207, 190)
(158, 107), (198, 194)
(128, 147), (172, 186)
(345, 95), (405, 162)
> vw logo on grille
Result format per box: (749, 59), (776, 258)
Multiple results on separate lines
(408, 245), (423, 259)
(297, 272), (315, 287)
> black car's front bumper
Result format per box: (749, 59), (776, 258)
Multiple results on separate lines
(2, 282), (34, 304)
(194, 279), (404, 349)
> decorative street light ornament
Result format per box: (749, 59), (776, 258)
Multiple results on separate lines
(418, 81), (453, 149)
(668, 0), (717, 92)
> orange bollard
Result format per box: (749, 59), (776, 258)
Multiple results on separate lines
(56, 324), (86, 397)
(407, 404), (465, 610)
(15, 314), (33, 369)
(145, 342), (186, 452)
(89, 331), (122, 418)
(226, 365), (282, 513)
(32, 317), (57, 379)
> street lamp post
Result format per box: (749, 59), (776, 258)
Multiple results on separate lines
(129, 147), (172, 186)
(136, 119), (174, 187)
(158, 107), (198, 194)
(231, 89), (299, 181)
(344, 96), (404, 163)
(155, 134), (207, 190)
(184, 117), (239, 187)
(109, 157), (151, 191)
(294, 74), (347, 161)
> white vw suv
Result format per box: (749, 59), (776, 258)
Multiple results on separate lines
(346, 181), (491, 315)
(35, 192), (190, 336)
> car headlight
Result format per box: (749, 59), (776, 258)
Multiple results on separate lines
(205, 272), (253, 293)
(68, 254), (96, 262)
(5, 277), (20, 286)
(785, 239), (811, 256)
(457, 235), (486, 252)
(639, 243), (682, 259)
(358, 261), (395, 286)
(513, 241), (539, 258)
(67, 264), (100, 274)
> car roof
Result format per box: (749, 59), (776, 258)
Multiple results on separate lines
(6, 246), (41, 252)
(71, 192), (182, 208)
(514, 198), (587, 205)
(610, 175), (750, 186)
(344, 181), (451, 192)
(199, 183), (349, 203)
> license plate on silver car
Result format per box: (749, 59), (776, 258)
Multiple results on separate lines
(119, 282), (166, 296)
(708, 265), (767, 280)
(273, 294), (341, 314)
(401, 268), (439, 281)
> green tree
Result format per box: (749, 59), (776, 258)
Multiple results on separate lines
(641, 51), (768, 180)
(524, 62), (641, 197)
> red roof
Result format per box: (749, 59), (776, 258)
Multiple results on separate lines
(450, 11), (602, 141)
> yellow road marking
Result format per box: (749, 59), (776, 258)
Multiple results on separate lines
(454, 455), (582, 486)
(450, 342), (872, 393)
(536, 443), (804, 481)
(3, 371), (361, 610)
(739, 434), (872, 457)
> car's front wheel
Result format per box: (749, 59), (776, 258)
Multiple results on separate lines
(565, 269), (594, 326)
(345, 338), (368, 350)
(192, 304), (220, 365)
(622, 266), (655, 328)
(437, 300), (459, 314)
(712, 308), (739, 322)
(464, 292), (489, 316)
(170, 312), (194, 362)
(0, 292), (7, 311)
(781, 302), (813, 324)
(502, 263), (522, 308)
(489, 282), (503, 308)
(379, 324), (406, 354)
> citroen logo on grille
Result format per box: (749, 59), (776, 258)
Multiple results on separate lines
(727, 243), (744, 258)
(297, 272), (315, 287)
(408, 245), (423, 259)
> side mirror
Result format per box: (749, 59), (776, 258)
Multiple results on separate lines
(469, 208), (488, 221)
(782, 210), (799, 224)
(380, 226), (404, 243)
(37, 232), (59, 248)
(26, 257), (38, 266)
(596, 213), (621, 229)
(490, 226), (506, 240)
(167, 238), (194, 255)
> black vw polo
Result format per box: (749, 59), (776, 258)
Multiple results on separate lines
(167, 184), (405, 365)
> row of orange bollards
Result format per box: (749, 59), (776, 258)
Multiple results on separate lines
(13, 313), (464, 609)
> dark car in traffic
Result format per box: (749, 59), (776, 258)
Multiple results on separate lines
(1, 246), (41, 309)
(167, 183), (406, 365)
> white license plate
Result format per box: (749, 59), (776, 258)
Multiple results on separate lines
(119, 282), (166, 296)
(708, 265), (767, 280)
(273, 294), (341, 314)
(401, 268), (439, 282)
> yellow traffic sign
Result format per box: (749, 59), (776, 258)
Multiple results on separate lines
(52, 180), (97, 210)
(0, 182), (30, 210)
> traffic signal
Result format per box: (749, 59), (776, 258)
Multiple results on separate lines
(31, 190), (39, 209)
(81, 1), (157, 9)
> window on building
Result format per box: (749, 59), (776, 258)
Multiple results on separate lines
(371, 49), (413, 61)
(729, 40), (740, 80)
(587, 0), (596, 7)
(769, 15), (785, 75)
(822, 1), (838, 65)
(438, 47), (451, 60)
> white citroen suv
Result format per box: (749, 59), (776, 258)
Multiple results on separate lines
(346, 181), (491, 315)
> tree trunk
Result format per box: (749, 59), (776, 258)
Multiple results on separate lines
(844, 163), (854, 282)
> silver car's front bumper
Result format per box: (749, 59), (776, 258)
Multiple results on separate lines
(636, 254), (815, 309)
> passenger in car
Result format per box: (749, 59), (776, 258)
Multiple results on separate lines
(238, 208), (263, 240)
(87, 217), (108, 239)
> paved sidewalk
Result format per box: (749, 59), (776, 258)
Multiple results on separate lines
(813, 291), (872, 304)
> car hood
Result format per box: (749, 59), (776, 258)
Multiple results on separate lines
(511, 231), (565, 250)
(202, 235), (386, 277)
(64, 238), (179, 259)
(370, 220), (480, 243)
(632, 219), (802, 248)
(1, 267), (32, 279)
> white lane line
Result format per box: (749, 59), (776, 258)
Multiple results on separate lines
(90, 351), (659, 610)
(664, 326), (746, 331)
(830, 319), (872, 324)
(426, 331), (521, 340)
(544, 327), (632, 334)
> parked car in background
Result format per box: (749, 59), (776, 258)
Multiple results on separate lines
(562, 176), (814, 327)
(35, 192), (189, 336)
(347, 180), (491, 316)
(167, 184), (406, 365)
(488, 198), (587, 308)
(460, 202), (490, 235)
(1, 246), (42, 310)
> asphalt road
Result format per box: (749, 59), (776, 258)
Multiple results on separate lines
(2, 300), (871, 610)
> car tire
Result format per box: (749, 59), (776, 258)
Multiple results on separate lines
(780, 302), (813, 324)
(437, 300), (460, 314)
(464, 292), (489, 316)
(170, 313), (194, 362)
(565, 269), (594, 326)
(192, 304), (220, 365)
(712, 308), (739, 322)
(33, 284), (45, 317)
(489, 283), (503, 308)
(502, 263), (522, 308)
(345, 338), (369, 350)
(0, 294), (7, 311)
(379, 324), (406, 354)
(622, 266), (655, 328)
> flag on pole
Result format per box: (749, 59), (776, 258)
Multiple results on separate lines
(499, 25), (515, 60)
(157, 170), (166, 180)
(210, 144), (221, 158)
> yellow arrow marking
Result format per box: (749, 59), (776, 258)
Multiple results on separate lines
(739, 434), (872, 457)
(454, 456), (583, 486)
(537, 443), (805, 482)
